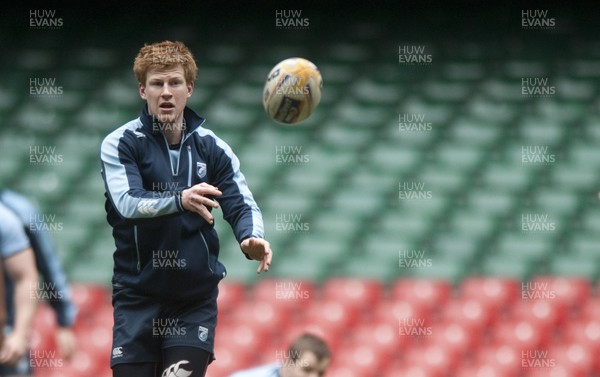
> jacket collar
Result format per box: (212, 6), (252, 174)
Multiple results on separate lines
(139, 104), (206, 135)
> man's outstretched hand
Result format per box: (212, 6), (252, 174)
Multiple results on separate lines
(241, 238), (272, 273)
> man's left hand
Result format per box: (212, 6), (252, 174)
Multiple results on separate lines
(241, 238), (272, 273)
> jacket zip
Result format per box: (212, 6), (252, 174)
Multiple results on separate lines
(133, 225), (141, 272)
(199, 232), (214, 274)
(187, 145), (192, 186)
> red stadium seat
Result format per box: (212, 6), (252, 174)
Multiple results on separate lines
(529, 277), (591, 312)
(550, 342), (595, 376)
(493, 319), (546, 350)
(90, 305), (114, 329)
(251, 279), (316, 316)
(252, 279), (316, 301)
(230, 299), (291, 336)
(70, 283), (110, 324)
(303, 299), (362, 334)
(215, 322), (269, 357)
(511, 299), (562, 334)
(455, 363), (519, 377)
(31, 304), (58, 351)
(209, 342), (254, 377)
(321, 278), (384, 310)
(476, 344), (522, 375)
(349, 322), (400, 363)
(581, 297), (600, 321)
(389, 364), (443, 377)
(216, 280), (247, 318)
(48, 349), (103, 377)
(392, 279), (452, 314)
(564, 319), (600, 352)
(374, 299), (431, 328)
(334, 345), (388, 377)
(75, 324), (112, 372)
(460, 277), (520, 311)
(326, 366), (361, 377)
(404, 343), (461, 376)
(426, 321), (477, 355)
(281, 321), (343, 354)
(439, 298), (494, 333)
(525, 364), (586, 377)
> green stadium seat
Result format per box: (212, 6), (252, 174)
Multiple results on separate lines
(569, 234), (600, 258)
(351, 79), (400, 105)
(580, 211), (600, 233)
(317, 64), (357, 85)
(467, 97), (518, 121)
(503, 60), (546, 78)
(422, 80), (472, 102)
(551, 164), (597, 190)
(366, 143), (421, 173)
(334, 99), (389, 127)
(310, 213), (363, 240)
(467, 190), (516, 216)
(344, 166), (400, 196)
(570, 142), (600, 167)
(479, 164), (532, 193)
(534, 189), (580, 215)
(431, 235), (480, 262)
(272, 254), (328, 282)
(480, 255), (534, 280)
(330, 188), (383, 216)
(480, 80), (523, 102)
(436, 143), (483, 172)
(448, 210), (497, 241)
(417, 165), (467, 194)
(406, 255), (467, 283)
(451, 117), (502, 146)
(441, 62), (485, 81)
(262, 190), (315, 215)
(555, 79), (595, 101)
(55, 220), (94, 264)
(204, 100), (258, 129)
(400, 195), (448, 218)
(317, 123), (373, 151)
(280, 166), (336, 197)
(290, 234), (350, 263)
(338, 254), (399, 282)
(75, 103), (131, 132)
(536, 100), (588, 122)
(360, 235), (415, 262)
(549, 255), (599, 280)
(226, 83), (263, 107)
(18, 49), (57, 70)
(204, 45), (244, 65)
(376, 210), (433, 244)
(584, 116), (600, 141)
(520, 117), (564, 145)
(494, 233), (554, 262)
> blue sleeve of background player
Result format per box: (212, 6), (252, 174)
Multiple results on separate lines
(0, 190), (78, 328)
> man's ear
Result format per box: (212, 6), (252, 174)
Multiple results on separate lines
(187, 81), (194, 98)
(139, 82), (146, 100)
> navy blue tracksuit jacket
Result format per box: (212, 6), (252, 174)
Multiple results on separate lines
(101, 105), (264, 300)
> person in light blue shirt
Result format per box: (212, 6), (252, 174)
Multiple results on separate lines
(0, 190), (78, 363)
(228, 334), (331, 377)
(0, 202), (39, 374)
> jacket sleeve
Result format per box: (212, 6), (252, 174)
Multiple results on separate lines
(208, 134), (264, 243)
(100, 126), (184, 220)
